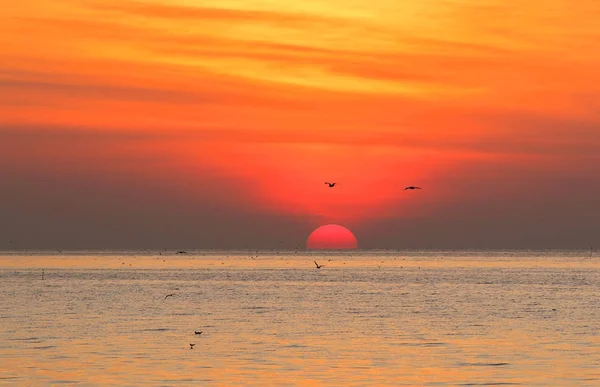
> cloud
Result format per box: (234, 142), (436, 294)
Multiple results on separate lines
(3, 108), (600, 158)
(0, 78), (209, 104)
(91, 2), (338, 25)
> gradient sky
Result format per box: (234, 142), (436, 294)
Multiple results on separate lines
(1, 0), (599, 249)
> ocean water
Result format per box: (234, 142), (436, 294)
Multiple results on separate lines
(1, 250), (599, 386)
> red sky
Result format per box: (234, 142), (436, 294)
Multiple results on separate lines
(1, 0), (600, 249)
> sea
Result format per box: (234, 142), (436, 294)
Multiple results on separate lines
(1, 250), (599, 386)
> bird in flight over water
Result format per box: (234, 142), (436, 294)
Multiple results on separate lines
(164, 294), (175, 300)
(190, 343), (196, 349)
(314, 261), (325, 269)
(404, 186), (422, 190)
(324, 182), (336, 187)
(194, 331), (203, 335)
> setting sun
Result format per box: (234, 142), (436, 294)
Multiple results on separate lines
(306, 224), (358, 249)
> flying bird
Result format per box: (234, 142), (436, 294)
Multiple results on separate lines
(314, 261), (325, 269)
(176, 251), (188, 254)
(404, 186), (422, 190)
(324, 182), (336, 187)
(190, 343), (196, 349)
(164, 294), (175, 300)
(195, 331), (203, 335)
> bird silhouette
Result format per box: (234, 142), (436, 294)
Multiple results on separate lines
(404, 186), (422, 190)
(195, 331), (202, 335)
(164, 294), (175, 300)
(324, 182), (336, 187)
(314, 261), (325, 269)
(190, 343), (196, 349)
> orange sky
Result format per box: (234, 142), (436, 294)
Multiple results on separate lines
(1, 0), (600, 248)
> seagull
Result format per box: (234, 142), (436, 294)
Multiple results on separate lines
(404, 186), (422, 190)
(194, 331), (203, 335)
(164, 294), (175, 300)
(190, 343), (196, 349)
(314, 261), (325, 269)
(176, 251), (188, 254)
(324, 182), (336, 187)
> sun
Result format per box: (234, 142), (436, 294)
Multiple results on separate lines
(306, 224), (358, 250)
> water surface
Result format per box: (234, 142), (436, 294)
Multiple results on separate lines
(1, 250), (599, 386)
